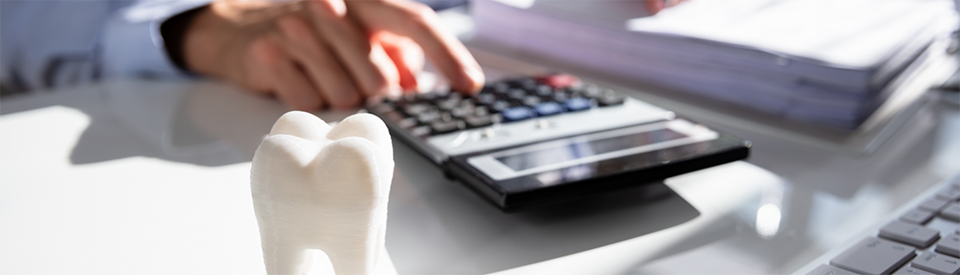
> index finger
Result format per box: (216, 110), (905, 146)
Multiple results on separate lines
(344, 0), (484, 94)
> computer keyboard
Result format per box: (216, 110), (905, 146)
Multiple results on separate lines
(797, 173), (960, 275)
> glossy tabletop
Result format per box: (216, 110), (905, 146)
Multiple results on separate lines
(1, 50), (958, 275)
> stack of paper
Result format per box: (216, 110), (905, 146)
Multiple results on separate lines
(472, 0), (958, 129)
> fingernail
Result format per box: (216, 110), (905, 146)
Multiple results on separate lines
(387, 84), (402, 97)
(463, 66), (485, 92)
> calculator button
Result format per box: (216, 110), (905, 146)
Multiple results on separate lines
(893, 266), (936, 275)
(464, 115), (494, 129)
(475, 106), (490, 116)
(508, 89), (527, 100)
(403, 103), (430, 117)
(491, 100), (511, 112)
(523, 96), (542, 107)
(900, 209), (935, 224)
(450, 107), (471, 118)
(436, 98), (459, 111)
(878, 220), (940, 248)
(582, 85), (602, 97)
(476, 93), (497, 105)
(936, 188), (960, 201)
(940, 202), (960, 221)
(805, 265), (858, 275)
(492, 82), (510, 93)
(430, 120), (463, 135)
(564, 98), (593, 112)
(830, 237), (916, 275)
(535, 85), (554, 97)
(919, 198), (950, 212)
(595, 90), (626, 107)
(417, 112), (441, 124)
(410, 125), (431, 138)
(551, 91), (569, 102)
(396, 117), (418, 129)
(508, 78), (538, 90)
(501, 107), (535, 122)
(935, 234), (960, 258)
(911, 252), (960, 275)
(534, 102), (565, 117)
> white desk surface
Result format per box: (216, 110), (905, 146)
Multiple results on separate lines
(1, 59), (958, 274)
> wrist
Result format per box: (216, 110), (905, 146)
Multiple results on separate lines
(181, 4), (232, 76)
(160, 6), (207, 72)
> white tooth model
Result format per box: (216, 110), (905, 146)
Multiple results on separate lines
(251, 111), (397, 275)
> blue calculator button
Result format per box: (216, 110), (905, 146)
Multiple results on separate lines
(564, 98), (592, 112)
(534, 102), (564, 117)
(502, 107), (535, 122)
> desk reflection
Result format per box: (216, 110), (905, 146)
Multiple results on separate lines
(1, 79), (711, 274)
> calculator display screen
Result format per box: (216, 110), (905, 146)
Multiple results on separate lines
(494, 128), (686, 172)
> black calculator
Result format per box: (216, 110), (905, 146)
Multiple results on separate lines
(366, 74), (750, 211)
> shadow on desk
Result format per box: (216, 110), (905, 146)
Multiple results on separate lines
(387, 140), (701, 274)
(0, 79), (355, 167)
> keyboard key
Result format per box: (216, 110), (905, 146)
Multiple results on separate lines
(893, 266), (936, 275)
(911, 252), (960, 275)
(806, 265), (858, 275)
(564, 98), (593, 112)
(936, 234), (960, 258)
(919, 197), (950, 212)
(900, 209), (935, 224)
(830, 237), (916, 275)
(501, 107), (535, 122)
(936, 188), (960, 201)
(941, 202), (960, 221)
(879, 221), (940, 248)
(951, 177), (960, 189)
(534, 102), (565, 117)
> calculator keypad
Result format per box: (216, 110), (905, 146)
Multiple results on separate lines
(370, 74), (626, 138)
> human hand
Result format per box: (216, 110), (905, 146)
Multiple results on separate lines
(182, 0), (484, 110)
(644, 0), (687, 15)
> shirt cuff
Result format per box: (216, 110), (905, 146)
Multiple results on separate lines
(100, 0), (212, 79)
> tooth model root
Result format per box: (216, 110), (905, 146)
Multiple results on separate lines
(251, 111), (395, 275)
